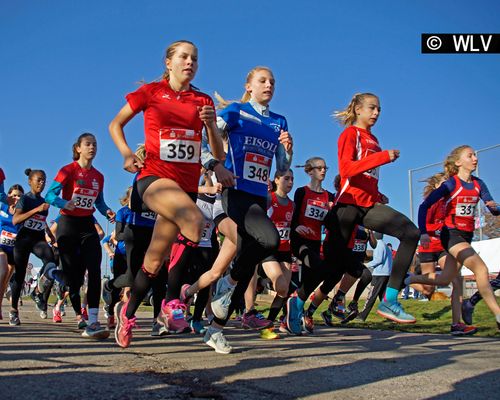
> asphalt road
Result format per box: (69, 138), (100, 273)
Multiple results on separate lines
(1, 303), (499, 399)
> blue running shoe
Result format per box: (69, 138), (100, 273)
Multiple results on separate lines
(461, 299), (475, 326)
(286, 297), (303, 335)
(190, 320), (207, 335)
(377, 301), (416, 324)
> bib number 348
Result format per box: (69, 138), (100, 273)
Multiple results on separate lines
(243, 152), (271, 184)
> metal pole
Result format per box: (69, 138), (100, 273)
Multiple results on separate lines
(408, 169), (414, 222)
(475, 151), (483, 241)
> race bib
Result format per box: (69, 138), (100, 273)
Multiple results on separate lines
(159, 128), (201, 164)
(24, 214), (47, 231)
(201, 222), (213, 241)
(353, 240), (367, 253)
(243, 152), (271, 184)
(72, 188), (98, 210)
(141, 211), (156, 220)
(276, 223), (290, 241)
(305, 199), (328, 221)
(455, 203), (476, 217)
(0, 230), (16, 247)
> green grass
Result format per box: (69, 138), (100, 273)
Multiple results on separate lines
(254, 298), (500, 337)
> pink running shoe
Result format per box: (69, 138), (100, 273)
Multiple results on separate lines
(52, 308), (62, 323)
(180, 284), (193, 307)
(114, 301), (138, 348)
(241, 311), (273, 330)
(158, 299), (190, 334)
(81, 307), (89, 321)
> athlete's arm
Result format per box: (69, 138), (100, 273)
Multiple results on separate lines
(12, 197), (49, 225)
(338, 130), (392, 178)
(418, 180), (453, 234)
(478, 178), (500, 216)
(109, 103), (143, 173)
(275, 129), (293, 173)
(366, 241), (383, 269)
(94, 192), (115, 222)
(200, 103), (225, 161)
(45, 181), (71, 210)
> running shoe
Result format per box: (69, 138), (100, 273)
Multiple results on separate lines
(203, 328), (232, 354)
(376, 301), (416, 324)
(107, 315), (116, 329)
(81, 307), (89, 321)
(329, 300), (347, 320)
(279, 316), (289, 334)
(190, 320), (207, 335)
(180, 284), (193, 306)
(101, 279), (113, 306)
(77, 319), (87, 330)
(82, 322), (110, 340)
(302, 314), (314, 334)
(321, 310), (334, 327)
(341, 301), (359, 324)
(30, 290), (45, 312)
(234, 314), (243, 322)
(9, 311), (20, 326)
(103, 304), (110, 319)
(260, 327), (280, 340)
(450, 323), (477, 336)
(286, 297), (303, 335)
(241, 311), (273, 330)
(40, 310), (47, 319)
(461, 299), (475, 326)
(150, 321), (169, 337)
(157, 299), (190, 334)
(52, 308), (62, 323)
(211, 278), (235, 320)
(114, 301), (138, 348)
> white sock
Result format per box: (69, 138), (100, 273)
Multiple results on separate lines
(495, 314), (500, 324)
(88, 308), (98, 325)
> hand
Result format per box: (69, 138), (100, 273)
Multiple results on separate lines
(38, 203), (50, 212)
(64, 200), (76, 211)
(109, 253), (115, 260)
(198, 105), (216, 124)
(420, 233), (430, 249)
(106, 209), (116, 223)
(296, 225), (315, 237)
(123, 153), (143, 173)
(379, 193), (389, 204)
(214, 163), (238, 187)
(485, 200), (499, 209)
(279, 130), (293, 154)
(388, 149), (400, 162)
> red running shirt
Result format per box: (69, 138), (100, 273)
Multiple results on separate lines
(336, 126), (391, 208)
(268, 192), (294, 252)
(54, 162), (104, 217)
(418, 198), (446, 253)
(296, 186), (331, 241)
(445, 175), (480, 232)
(126, 80), (215, 193)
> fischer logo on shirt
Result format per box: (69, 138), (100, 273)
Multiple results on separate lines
(162, 93), (172, 100)
(269, 123), (281, 133)
(243, 136), (278, 152)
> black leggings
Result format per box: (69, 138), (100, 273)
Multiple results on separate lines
(56, 215), (101, 315)
(213, 188), (279, 326)
(108, 252), (128, 316)
(188, 247), (213, 321)
(12, 233), (55, 310)
(323, 203), (419, 292)
(291, 235), (324, 302)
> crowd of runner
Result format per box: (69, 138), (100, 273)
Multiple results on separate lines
(1, 40), (499, 353)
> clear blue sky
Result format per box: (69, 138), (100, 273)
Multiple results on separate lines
(1, 1), (499, 259)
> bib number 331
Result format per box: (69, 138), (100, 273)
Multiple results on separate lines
(159, 128), (201, 163)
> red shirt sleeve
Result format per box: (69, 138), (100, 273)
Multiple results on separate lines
(0, 168), (5, 183)
(54, 164), (73, 185)
(126, 84), (152, 113)
(338, 128), (391, 178)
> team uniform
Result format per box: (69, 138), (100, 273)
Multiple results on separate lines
(46, 161), (111, 336)
(320, 125), (420, 323)
(417, 199), (447, 263)
(0, 203), (16, 266)
(11, 192), (55, 319)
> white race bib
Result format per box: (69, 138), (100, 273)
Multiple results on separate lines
(141, 211), (156, 220)
(72, 188), (98, 210)
(455, 203), (476, 217)
(276, 223), (290, 241)
(305, 199), (328, 221)
(353, 240), (367, 253)
(159, 128), (201, 164)
(243, 152), (271, 184)
(0, 230), (16, 247)
(24, 214), (47, 231)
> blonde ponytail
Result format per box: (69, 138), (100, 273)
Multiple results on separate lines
(334, 93), (378, 126)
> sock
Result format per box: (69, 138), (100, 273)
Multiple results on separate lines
(125, 266), (156, 319)
(383, 286), (400, 303)
(88, 308), (98, 325)
(268, 295), (286, 322)
(469, 291), (482, 306)
(334, 290), (346, 302)
(306, 302), (318, 317)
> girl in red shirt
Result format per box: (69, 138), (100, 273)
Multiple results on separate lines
(109, 40), (224, 348)
(322, 93), (420, 324)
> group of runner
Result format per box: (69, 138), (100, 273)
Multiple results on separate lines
(1, 40), (499, 353)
